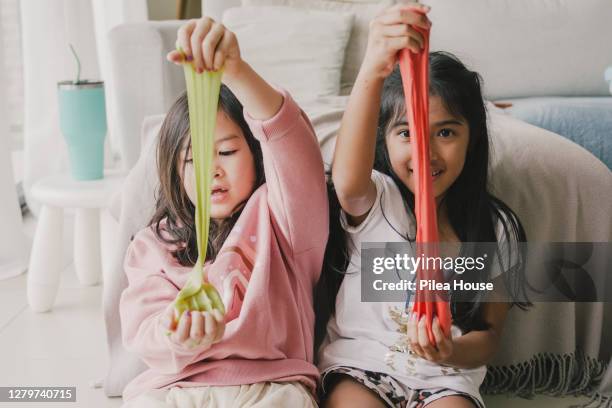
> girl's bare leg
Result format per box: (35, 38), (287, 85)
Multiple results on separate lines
(324, 376), (387, 408)
(425, 395), (477, 408)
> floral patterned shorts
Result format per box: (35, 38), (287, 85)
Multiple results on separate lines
(321, 366), (483, 408)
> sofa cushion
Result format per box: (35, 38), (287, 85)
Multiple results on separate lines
(223, 6), (354, 104)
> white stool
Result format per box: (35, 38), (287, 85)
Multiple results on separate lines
(27, 173), (124, 312)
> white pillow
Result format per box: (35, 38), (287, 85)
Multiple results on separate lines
(242, 0), (393, 95)
(426, 0), (612, 99)
(222, 6), (353, 104)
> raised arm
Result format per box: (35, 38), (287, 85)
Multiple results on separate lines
(332, 3), (430, 224)
(168, 18), (327, 258)
(331, 72), (381, 221)
(167, 18), (283, 121)
(243, 88), (328, 257)
(226, 61), (328, 258)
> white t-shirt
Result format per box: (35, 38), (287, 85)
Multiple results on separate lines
(319, 170), (517, 405)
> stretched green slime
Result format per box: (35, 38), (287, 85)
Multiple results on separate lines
(172, 52), (226, 323)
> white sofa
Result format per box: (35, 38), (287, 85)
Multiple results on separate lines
(102, 0), (612, 402)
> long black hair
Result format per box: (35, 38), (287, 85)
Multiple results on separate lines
(374, 51), (530, 332)
(149, 84), (265, 266)
(314, 175), (351, 355)
(315, 52), (530, 345)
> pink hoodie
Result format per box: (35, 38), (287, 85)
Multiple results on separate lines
(119, 90), (328, 401)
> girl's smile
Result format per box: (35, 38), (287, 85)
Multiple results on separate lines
(408, 167), (445, 180)
(386, 95), (470, 200)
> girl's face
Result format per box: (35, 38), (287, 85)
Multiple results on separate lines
(385, 95), (470, 201)
(180, 110), (256, 219)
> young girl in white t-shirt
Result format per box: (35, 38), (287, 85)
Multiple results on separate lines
(317, 3), (530, 407)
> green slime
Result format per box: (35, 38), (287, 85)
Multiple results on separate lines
(171, 52), (226, 323)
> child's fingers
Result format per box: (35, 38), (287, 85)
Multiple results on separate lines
(380, 4), (431, 30)
(161, 304), (176, 331)
(393, 1), (431, 14)
(166, 50), (182, 64)
(431, 316), (443, 346)
(212, 309), (225, 342)
(191, 18), (214, 72)
(432, 317), (452, 358)
(385, 36), (421, 54)
(202, 22), (225, 71)
(212, 309), (224, 324)
(202, 312), (216, 346)
(166, 50), (189, 65)
(212, 50), (225, 71)
(406, 37), (423, 54)
(190, 311), (205, 344)
(380, 24), (424, 48)
(416, 315), (429, 348)
(176, 19), (197, 59)
(174, 311), (191, 343)
(407, 313), (424, 356)
(213, 30), (233, 71)
(417, 316), (436, 360)
(212, 49), (225, 72)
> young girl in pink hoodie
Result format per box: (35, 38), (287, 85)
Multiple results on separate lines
(119, 17), (327, 407)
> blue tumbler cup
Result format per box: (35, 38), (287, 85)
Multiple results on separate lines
(57, 81), (107, 180)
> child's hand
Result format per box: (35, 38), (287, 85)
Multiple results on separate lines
(161, 302), (226, 350)
(166, 17), (243, 79)
(407, 314), (453, 364)
(360, 2), (431, 80)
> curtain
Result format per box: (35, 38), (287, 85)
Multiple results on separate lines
(0, 0), (27, 280)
